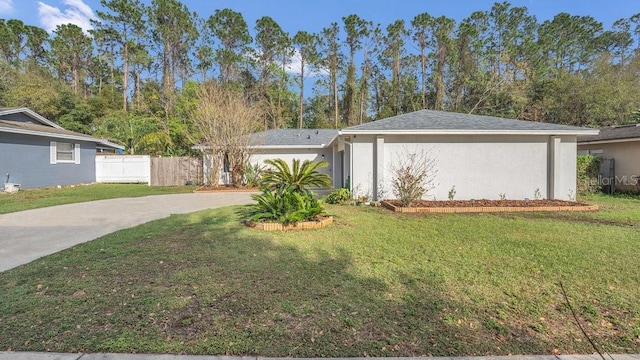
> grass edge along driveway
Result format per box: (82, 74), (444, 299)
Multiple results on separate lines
(0, 184), (197, 214)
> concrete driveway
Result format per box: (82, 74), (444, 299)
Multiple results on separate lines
(0, 192), (254, 272)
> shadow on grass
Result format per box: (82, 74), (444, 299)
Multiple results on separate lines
(1, 207), (561, 356)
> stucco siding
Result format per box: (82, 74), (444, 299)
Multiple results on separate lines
(558, 137), (578, 199)
(250, 148), (334, 177)
(349, 134), (574, 201)
(0, 132), (96, 189)
(578, 140), (640, 191)
(350, 136), (375, 198)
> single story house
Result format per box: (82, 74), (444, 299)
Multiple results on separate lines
(0, 107), (124, 189)
(578, 124), (640, 192)
(202, 110), (598, 201)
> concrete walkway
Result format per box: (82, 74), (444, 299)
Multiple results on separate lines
(0, 192), (254, 272)
(0, 352), (638, 360)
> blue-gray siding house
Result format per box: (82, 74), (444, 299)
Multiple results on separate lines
(0, 107), (123, 189)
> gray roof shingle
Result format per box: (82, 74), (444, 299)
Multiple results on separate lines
(251, 129), (339, 147)
(578, 124), (640, 143)
(342, 109), (596, 133)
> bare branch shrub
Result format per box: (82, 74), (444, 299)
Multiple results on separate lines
(389, 148), (437, 207)
(189, 82), (264, 185)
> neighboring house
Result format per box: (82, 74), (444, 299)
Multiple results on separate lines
(578, 124), (640, 192)
(201, 110), (598, 201)
(0, 107), (124, 189)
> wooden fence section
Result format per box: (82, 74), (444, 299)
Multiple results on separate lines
(150, 157), (203, 186)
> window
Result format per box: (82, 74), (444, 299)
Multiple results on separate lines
(50, 141), (81, 164)
(57, 142), (74, 161)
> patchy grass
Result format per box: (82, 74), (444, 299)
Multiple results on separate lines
(0, 184), (196, 214)
(0, 195), (638, 356)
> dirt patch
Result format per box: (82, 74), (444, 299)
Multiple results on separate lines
(385, 199), (588, 208)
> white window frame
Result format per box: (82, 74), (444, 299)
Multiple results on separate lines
(50, 141), (81, 164)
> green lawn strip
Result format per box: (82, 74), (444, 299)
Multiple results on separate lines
(1, 203), (639, 356)
(0, 184), (197, 214)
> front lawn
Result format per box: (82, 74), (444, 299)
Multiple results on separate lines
(0, 195), (638, 356)
(0, 184), (197, 214)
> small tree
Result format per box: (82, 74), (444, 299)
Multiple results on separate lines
(189, 82), (264, 185)
(389, 148), (437, 206)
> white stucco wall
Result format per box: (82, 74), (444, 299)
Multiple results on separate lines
(249, 148), (334, 177)
(348, 134), (578, 201)
(558, 137), (578, 200)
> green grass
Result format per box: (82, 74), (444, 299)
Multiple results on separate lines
(0, 194), (639, 356)
(0, 184), (197, 214)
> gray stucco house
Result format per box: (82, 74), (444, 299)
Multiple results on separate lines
(0, 107), (123, 189)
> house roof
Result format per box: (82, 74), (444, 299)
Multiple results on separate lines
(578, 124), (640, 144)
(0, 120), (124, 150)
(0, 107), (63, 129)
(341, 110), (599, 136)
(250, 129), (339, 149)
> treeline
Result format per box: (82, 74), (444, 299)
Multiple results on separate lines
(1, 0), (640, 155)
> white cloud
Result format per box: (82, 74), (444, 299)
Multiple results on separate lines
(0, 0), (14, 14)
(286, 49), (328, 77)
(38, 0), (96, 33)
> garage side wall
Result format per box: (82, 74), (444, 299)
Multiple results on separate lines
(350, 134), (559, 201)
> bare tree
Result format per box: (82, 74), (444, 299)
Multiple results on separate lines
(189, 82), (264, 186)
(389, 147), (438, 206)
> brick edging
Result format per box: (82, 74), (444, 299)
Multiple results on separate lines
(380, 201), (599, 213)
(248, 216), (334, 231)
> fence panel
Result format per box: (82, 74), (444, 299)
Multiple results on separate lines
(95, 155), (150, 184)
(150, 157), (202, 186)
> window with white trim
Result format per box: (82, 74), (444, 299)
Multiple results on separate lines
(50, 141), (81, 164)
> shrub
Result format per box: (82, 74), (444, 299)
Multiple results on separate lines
(390, 149), (437, 207)
(260, 158), (332, 192)
(577, 155), (601, 193)
(244, 162), (264, 188)
(249, 159), (330, 225)
(250, 187), (324, 224)
(325, 188), (351, 204)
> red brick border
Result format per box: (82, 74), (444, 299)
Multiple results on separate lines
(248, 216), (334, 231)
(380, 201), (598, 214)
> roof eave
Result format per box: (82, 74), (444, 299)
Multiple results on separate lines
(339, 129), (600, 136)
(0, 107), (63, 129)
(578, 137), (640, 145)
(0, 126), (123, 149)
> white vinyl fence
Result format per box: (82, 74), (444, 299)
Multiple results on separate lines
(96, 155), (151, 184)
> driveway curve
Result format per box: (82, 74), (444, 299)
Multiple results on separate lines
(0, 192), (254, 272)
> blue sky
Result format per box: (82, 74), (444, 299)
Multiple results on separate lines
(1, 0), (639, 35)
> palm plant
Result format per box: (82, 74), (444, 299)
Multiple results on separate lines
(260, 158), (332, 193)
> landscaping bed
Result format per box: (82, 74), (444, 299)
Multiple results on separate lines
(247, 215), (333, 231)
(382, 199), (598, 213)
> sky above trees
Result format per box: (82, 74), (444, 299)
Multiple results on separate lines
(1, 0), (639, 157)
(2, 0), (639, 37)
